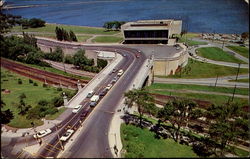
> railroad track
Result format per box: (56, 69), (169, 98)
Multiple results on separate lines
(1, 58), (89, 89)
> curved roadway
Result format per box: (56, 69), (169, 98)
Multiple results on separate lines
(35, 39), (146, 158)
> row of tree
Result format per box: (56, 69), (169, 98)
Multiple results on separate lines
(103, 21), (126, 31)
(55, 26), (77, 42)
(19, 18), (46, 29)
(124, 88), (248, 157)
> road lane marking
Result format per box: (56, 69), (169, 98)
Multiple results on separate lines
(45, 142), (62, 151)
(44, 147), (57, 153)
(34, 153), (47, 158)
(16, 150), (24, 158)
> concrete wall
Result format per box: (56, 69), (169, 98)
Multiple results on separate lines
(153, 44), (188, 76)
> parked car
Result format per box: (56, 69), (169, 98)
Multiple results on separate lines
(60, 129), (74, 141)
(87, 90), (94, 98)
(112, 68), (117, 73)
(33, 129), (52, 139)
(80, 111), (89, 118)
(117, 69), (124, 76)
(106, 84), (113, 90)
(90, 95), (100, 107)
(72, 105), (82, 113)
(100, 89), (108, 96)
(111, 76), (118, 84)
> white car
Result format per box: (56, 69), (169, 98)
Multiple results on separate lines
(117, 69), (124, 76)
(72, 105), (82, 113)
(60, 129), (74, 141)
(33, 129), (52, 139)
(105, 84), (113, 90)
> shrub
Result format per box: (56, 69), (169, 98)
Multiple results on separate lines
(29, 79), (33, 83)
(18, 79), (22, 84)
(64, 55), (74, 64)
(57, 87), (63, 91)
(38, 99), (49, 106)
(33, 82), (38, 86)
(97, 59), (108, 69)
(19, 93), (26, 99)
(51, 96), (64, 107)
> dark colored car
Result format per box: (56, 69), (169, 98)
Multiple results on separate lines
(80, 111), (88, 118)
(99, 89), (108, 96)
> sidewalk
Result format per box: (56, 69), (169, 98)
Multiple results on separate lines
(66, 53), (123, 108)
(108, 57), (151, 157)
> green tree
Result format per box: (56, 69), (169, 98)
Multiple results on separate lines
(241, 32), (249, 43)
(28, 18), (45, 28)
(69, 30), (78, 42)
(158, 99), (197, 142)
(206, 103), (248, 156)
(22, 32), (37, 48)
(0, 100), (14, 124)
(124, 89), (156, 127)
(55, 26), (63, 41)
(19, 93), (27, 100)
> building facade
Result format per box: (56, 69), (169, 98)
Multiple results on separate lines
(121, 19), (182, 45)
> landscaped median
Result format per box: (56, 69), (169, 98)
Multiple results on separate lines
(196, 47), (246, 63)
(1, 68), (76, 128)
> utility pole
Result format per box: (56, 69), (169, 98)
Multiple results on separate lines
(214, 74), (218, 87)
(231, 84), (237, 102)
(222, 38), (225, 50)
(235, 63), (241, 81)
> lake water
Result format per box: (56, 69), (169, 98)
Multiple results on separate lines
(3, 0), (249, 34)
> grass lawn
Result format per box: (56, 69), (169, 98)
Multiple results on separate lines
(12, 23), (119, 35)
(149, 90), (248, 106)
(92, 36), (123, 43)
(162, 59), (249, 79)
(77, 35), (92, 42)
(177, 33), (207, 46)
(121, 124), (198, 158)
(196, 47), (246, 63)
(229, 78), (249, 83)
(147, 83), (249, 96)
(1, 68), (73, 128)
(226, 45), (249, 59)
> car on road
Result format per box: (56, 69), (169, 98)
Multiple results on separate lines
(122, 54), (127, 57)
(117, 69), (124, 76)
(72, 105), (82, 113)
(111, 76), (118, 84)
(112, 68), (117, 73)
(90, 95), (100, 107)
(87, 90), (94, 98)
(60, 129), (74, 141)
(80, 111), (89, 118)
(100, 88), (108, 96)
(105, 84), (113, 90)
(33, 129), (52, 139)
(135, 53), (140, 58)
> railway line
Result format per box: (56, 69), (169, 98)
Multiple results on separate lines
(1, 58), (89, 89)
